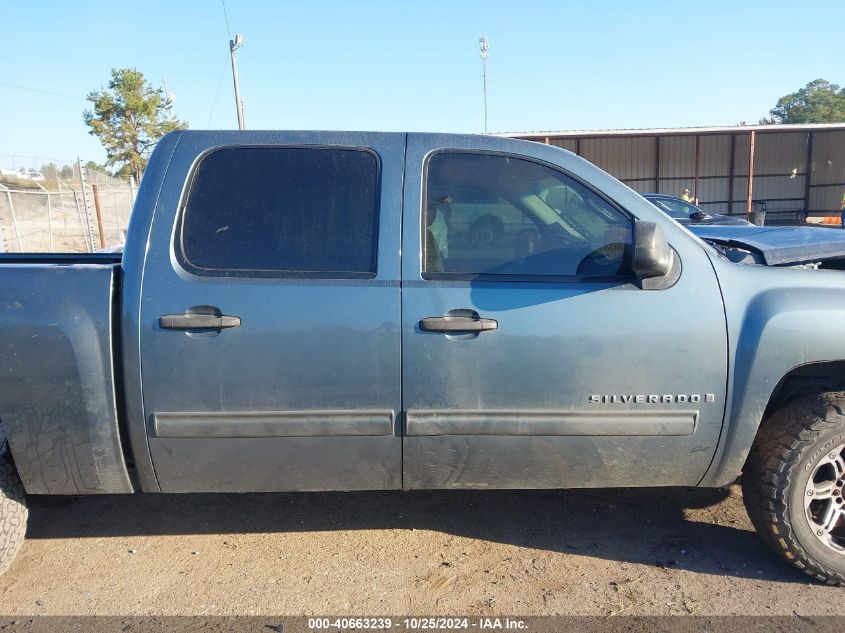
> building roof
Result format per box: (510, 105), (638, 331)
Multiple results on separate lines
(499, 123), (845, 139)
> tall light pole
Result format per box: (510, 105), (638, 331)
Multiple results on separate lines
(479, 35), (489, 134)
(161, 76), (175, 118)
(229, 33), (246, 130)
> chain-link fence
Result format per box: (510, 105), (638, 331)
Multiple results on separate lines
(0, 177), (134, 253)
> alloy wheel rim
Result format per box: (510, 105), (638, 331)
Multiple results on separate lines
(805, 443), (845, 553)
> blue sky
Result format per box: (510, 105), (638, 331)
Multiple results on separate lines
(1, 0), (843, 170)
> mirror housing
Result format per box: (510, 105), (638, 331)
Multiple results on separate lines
(690, 210), (713, 222)
(632, 221), (674, 280)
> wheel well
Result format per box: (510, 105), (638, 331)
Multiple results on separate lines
(763, 361), (845, 421)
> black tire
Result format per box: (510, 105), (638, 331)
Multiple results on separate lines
(742, 391), (845, 584)
(0, 439), (27, 576)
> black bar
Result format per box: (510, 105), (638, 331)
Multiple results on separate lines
(0, 253), (122, 264)
(4, 616), (845, 633)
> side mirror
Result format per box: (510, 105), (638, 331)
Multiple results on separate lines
(632, 220), (673, 279)
(690, 210), (713, 222)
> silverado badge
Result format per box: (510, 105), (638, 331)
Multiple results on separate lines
(589, 394), (716, 404)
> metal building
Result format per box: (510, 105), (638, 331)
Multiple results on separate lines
(506, 123), (845, 223)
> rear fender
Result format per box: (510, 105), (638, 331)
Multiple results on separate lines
(0, 265), (132, 494)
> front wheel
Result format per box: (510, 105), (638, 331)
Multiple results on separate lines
(743, 392), (845, 584)
(0, 439), (27, 575)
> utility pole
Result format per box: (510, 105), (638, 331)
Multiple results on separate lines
(229, 33), (246, 130)
(479, 35), (489, 134)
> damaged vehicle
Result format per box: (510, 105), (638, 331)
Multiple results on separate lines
(642, 192), (845, 269)
(689, 224), (845, 270)
(4, 131), (845, 585)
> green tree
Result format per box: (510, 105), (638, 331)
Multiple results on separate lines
(83, 68), (187, 182)
(762, 79), (845, 124)
(84, 160), (108, 174)
(39, 162), (59, 180)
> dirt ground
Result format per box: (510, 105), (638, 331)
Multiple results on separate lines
(0, 484), (842, 616)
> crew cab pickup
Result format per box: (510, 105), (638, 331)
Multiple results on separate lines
(3, 131), (845, 583)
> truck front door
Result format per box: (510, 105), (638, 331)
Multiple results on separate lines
(401, 134), (728, 489)
(138, 132), (403, 492)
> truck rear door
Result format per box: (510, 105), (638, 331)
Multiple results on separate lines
(138, 132), (403, 492)
(400, 134), (728, 489)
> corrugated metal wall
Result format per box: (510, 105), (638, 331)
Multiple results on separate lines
(811, 130), (845, 213)
(523, 128), (845, 220)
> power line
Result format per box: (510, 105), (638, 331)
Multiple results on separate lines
(0, 81), (85, 101)
(0, 153), (79, 170)
(207, 49), (232, 126)
(221, 0), (232, 40)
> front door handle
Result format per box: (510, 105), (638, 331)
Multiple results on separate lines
(419, 316), (498, 333)
(159, 312), (241, 330)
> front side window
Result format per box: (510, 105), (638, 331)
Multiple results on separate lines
(423, 152), (632, 279)
(178, 146), (379, 277)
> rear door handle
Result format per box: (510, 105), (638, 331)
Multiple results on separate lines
(419, 316), (498, 333)
(159, 312), (241, 330)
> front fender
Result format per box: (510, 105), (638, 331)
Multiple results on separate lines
(701, 257), (845, 486)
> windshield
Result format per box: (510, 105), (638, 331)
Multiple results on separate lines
(646, 196), (694, 220)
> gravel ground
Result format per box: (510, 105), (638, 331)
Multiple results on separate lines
(0, 485), (841, 616)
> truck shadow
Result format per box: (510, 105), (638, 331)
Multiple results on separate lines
(26, 485), (808, 584)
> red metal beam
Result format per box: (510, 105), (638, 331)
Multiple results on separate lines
(746, 130), (756, 217)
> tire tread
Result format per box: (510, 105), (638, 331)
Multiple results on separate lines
(743, 391), (845, 585)
(0, 440), (27, 576)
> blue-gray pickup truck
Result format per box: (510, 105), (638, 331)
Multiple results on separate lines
(3, 131), (845, 584)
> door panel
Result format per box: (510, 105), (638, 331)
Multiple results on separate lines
(401, 134), (728, 489)
(139, 132), (404, 492)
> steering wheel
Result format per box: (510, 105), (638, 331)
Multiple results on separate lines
(471, 215), (505, 246)
(576, 243), (625, 277)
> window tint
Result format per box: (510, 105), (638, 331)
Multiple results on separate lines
(424, 152), (632, 278)
(179, 147), (379, 277)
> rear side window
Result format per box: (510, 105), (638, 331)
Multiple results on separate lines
(178, 146), (380, 277)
